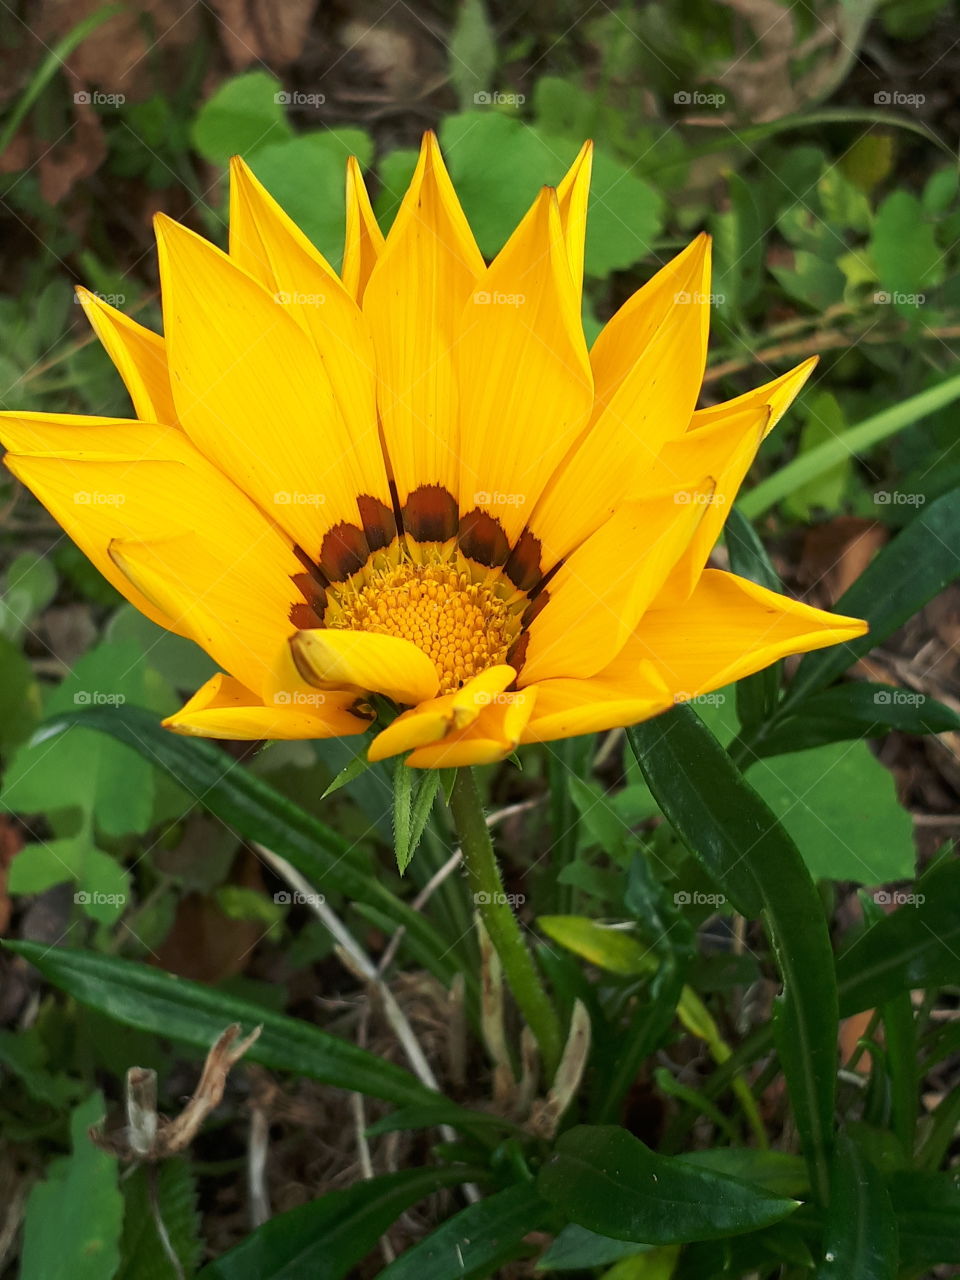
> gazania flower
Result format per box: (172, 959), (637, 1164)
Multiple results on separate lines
(0, 135), (866, 768)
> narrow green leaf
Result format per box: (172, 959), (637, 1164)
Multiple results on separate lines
(537, 1224), (646, 1271)
(394, 766), (441, 875)
(628, 708), (838, 1202)
(320, 751), (372, 799)
(39, 706), (457, 983)
(118, 1159), (202, 1280)
(7, 942), (438, 1108)
(364, 1102), (523, 1140)
(725, 508), (783, 728)
(816, 1134), (897, 1279)
(538, 1126), (798, 1245)
(380, 1183), (546, 1278)
(202, 1167), (481, 1279)
(890, 1170), (960, 1269)
(786, 485), (960, 703)
(739, 377), (960, 520)
(836, 857), (960, 1013)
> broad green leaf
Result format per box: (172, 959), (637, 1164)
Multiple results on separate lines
(38, 705), (458, 984)
(680, 1150), (808, 1199)
(380, 1183), (546, 1277)
(20, 1092), (123, 1280)
(891, 1170), (960, 1269)
(711, 171), (765, 319)
(106, 605), (216, 691)
(202, 1167), (480, 1279)
(816, 1135), (897, 1279)
(786, 393), (851, 519)
(8, 941), (439, 1108)
(2, 549), (57, 640)
(836, 856), (960, 1013)
(0, 633), (40, 751)
(118, 1159), (202, 1280)
(771, 250), (845, 311)
(629, 709), (838, 1201)
(601, 1249), (679, 1279)
(449, 0), (497, 111)
(576, 144), (664, 277)
(870, 189), (943, 297)
(538, 1126), (798, 1244)
(750, 682), (960, 756)
(191, 70), (292, 165)
(784, 485), (960, 702)
(747, 741), (915, 884)
(740, 388), (960, 521)
(539, 915), (655, 975)
(537, 1225), (647, 1271)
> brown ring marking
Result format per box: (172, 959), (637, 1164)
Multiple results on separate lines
(458, 507), (510, 568)
(357, 494), (397, 552)
(504, 527), (543, 592)
(402, 483), (459, 544)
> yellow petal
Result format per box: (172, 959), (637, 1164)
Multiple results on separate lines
(519, 486), (712, 684)
(0, 416), (299, 663)
(290, 629), (440, 706)
(524, 233), (713, 570)
(155, 212), (392, 570)
(342, 154), (385, 303)
(456, 187), (593, 547)
(521, 661), (673, 743)
(363, 132), (484, 513)
(367, 664), (516, 762)
(163, 672), (371, 741)
(76, 289), (178, 425)
(637, 568), (868, 696)
(556, 140), (593, 295)
(405, 689), (537, 769)
(651, 359), (818, 605)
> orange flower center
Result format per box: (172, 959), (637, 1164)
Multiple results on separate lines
(326, 558), (523, 695)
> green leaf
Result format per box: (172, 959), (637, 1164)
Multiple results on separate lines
(2, 549), (57, 640)
(628, 709), (838, 1202)
(539, 915), (656, 976)
(0, 633), (40, 750)
(538, 1126), (798, 1245)
(364, 1102), (522, 1139)
(725, 509), (782, 728)
(449, 0), (497, 111)
(37, 705), (458, 984)
(771, 250), (845, 311)
(740, 386), (960, 521)
(679, 1150), (807, 1199)
(711, 171), (765, 318)
(320, 751), (372, 799)
(816, 1134), (897, 1279)
(191, 70), (293, 165)
(379, 1183), (546, 1277)
(750, 682), (960, 756)
(393, 764), (441, 875)
(20, 1092), (123, 1280)
(836, 856), (960, 1013)
(746, 741), (915, 884)
(870, 190), (943, 297)
(118, 1159), (202, 1280)
(891, 1170), (960, 1269)
(577, 145), (664, 277)
(785, 393), (851, 519)
(201, 1167), (480, 1279)
(537, 1225), (647, 1271)
(785, 486), (960, 702)
(8, 941), (439, 1108)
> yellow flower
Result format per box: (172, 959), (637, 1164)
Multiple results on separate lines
(0, 135), (866, 768)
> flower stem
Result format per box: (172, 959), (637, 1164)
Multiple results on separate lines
(448, 766), (563, 1080)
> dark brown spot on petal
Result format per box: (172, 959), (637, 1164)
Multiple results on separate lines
(319, 522), (369, 582)
(507, 629), (530, 673)
(357, 494), (397, 552)
(290, 601), (324, 629)
(293, 544), (328, 584)
(521, 589), (550, 629)
(292, 572), (326, 611)
(348, 697), (376, 723)
(458, 507), (510, 568)
(403, 484), (459, 544)
(504, 527), (543, 592)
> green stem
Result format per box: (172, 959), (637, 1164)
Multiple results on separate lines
(448, 767), (563, 1080)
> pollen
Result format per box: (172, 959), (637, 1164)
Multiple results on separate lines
(328, 560), (522, 695)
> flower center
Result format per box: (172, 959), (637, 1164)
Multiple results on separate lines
(325, 556), (523, 695)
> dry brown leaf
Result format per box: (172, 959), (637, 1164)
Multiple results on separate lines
(208, 0), (319, 68)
